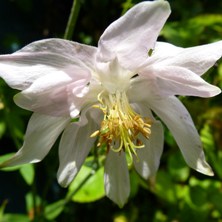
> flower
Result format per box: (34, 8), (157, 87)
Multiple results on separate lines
(0, 0), (222, 207)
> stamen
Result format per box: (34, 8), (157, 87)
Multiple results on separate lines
(90, 130), (100, 138)
(91, 90), (152, 163)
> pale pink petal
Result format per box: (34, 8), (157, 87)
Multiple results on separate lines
(57, 109), (100, 187)
(139, 65), (221, 97)
(128, 76), (160, 103)
(0, 38), (96, 90)
(0, 113), (69, 167)
(131, 103), (164, 179)
(14, 67), (91, 117)
(147, 41), (222, 75)
(97, 1), (171, 70)
(95, 58), (133, 93)
(18, 38), (97, 71)
(134, 120), (164, 179)
(148, 96), (214, 176)
(104, 151), (130, 208)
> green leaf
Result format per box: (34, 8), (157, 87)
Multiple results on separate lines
(68, 165), (105, 203)
(189, 185), (208, 208)
(161, 14), (222, 47)
(154, 170), (177, 203)
(25, 192), (42, 214)
(153, 210), (167, 222)
(19, 164), (35, 185)
(1, 214), (30, 222)
(0, 200), (8, 220)
(209, 191), (222, 214)
(0, 154), (34, 178)
(200, 124), (222, 179)
(0, 153), (21, 171)
(0, 121), (6, 138)
(129, 170), (139, 198)
(167, 151), (190, 182)
(44, 200), (65, 220)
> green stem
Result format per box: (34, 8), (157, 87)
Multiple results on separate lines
(44, 161), (100, 217)
(64, 0), (81, 40)
(65, 161), (99, 203)
(65, 171), (95, 202)
(43, 171), (97, 219)
(31, 170), (37, 222)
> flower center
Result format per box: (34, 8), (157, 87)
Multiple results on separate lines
(91, 90), (152, 162)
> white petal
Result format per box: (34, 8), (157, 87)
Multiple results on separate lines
(148, 96), (213, 176)
(0, 38), (96, 90)
(128, 76), (159, 103)
(140, 65), (221, 97)
(134, 121), (164, 179)
(14, 67), (90, 117)
(97, 1), (171, 69)
(57, 109), (99, 187)
(0, 113), (69, 167)
(148, 41), (222, 75)
(95, 58), (133, 93)
(104, 151), (130, 208)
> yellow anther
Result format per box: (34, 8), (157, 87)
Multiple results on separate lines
(90, 130), (100, 138)
(91, 91), (152, 163)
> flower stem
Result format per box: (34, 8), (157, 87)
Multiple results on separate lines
(65, 160), (100, 202)
(64, 0), (81, 40)
(45, 160), (100, 217)
(65, 169), (96, 201)
(31, 170), (38, 221)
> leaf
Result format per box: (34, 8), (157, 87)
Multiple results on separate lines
(44, 200), (65, 220)
(167, 150), (190, 182)
(154, 170), (177, 203)
(25, 192), (41, 214)
(68, 165), (105, 203)
(161, 14), (222, 46)
(0, 153), (21, 171)
(129, 170), (139, 198)
(0, 200), (8, 220)
(189, 185), (208, 208)
(1, 214), (30, 222)
(200, 124), (222, 179)
(0, 121), (6, 138)
(19, 164), (35, 185)
(209, 191), (222, 214)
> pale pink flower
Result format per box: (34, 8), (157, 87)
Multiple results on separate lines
(0, 0), (221, 207)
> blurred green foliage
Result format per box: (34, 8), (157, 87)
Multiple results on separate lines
(0, 0), (222, 221)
